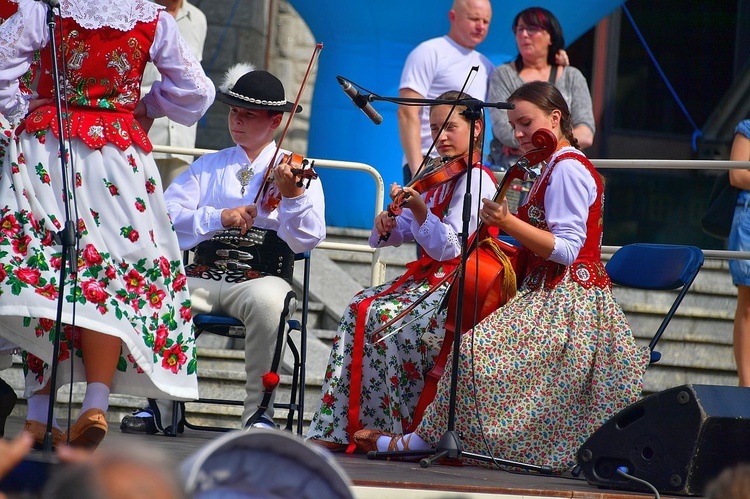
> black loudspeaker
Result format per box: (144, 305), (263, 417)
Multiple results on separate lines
(577, 384), (750, 496)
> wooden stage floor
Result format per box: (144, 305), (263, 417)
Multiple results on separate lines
(3, 416), (696, 499)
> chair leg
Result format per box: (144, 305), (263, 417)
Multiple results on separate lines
(283, 331), (300, 432)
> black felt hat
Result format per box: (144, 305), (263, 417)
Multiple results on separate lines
(216, 63), (302, 113)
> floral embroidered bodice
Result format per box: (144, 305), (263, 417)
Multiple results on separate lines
(21, 9), (160, 151)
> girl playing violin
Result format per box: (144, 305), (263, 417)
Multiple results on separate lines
(308, 91), (497, 453)
(353, 81), (650, 473)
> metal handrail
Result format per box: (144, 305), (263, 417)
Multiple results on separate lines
(154, 144), (750, 283)
(592, 158), (750, 261)
(153, 145), (388, 286)
(305, 158), (386, 286)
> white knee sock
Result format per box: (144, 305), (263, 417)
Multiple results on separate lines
(377, 432), (431, 452)
(27, 394), (61, 430)
(80, 382), (110, 414)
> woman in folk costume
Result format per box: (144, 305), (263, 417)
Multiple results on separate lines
(308, 91), (498, 453)
(0, 0), (39, 434)
(354, 81), (650, 472)
(0, 0), (214, 449)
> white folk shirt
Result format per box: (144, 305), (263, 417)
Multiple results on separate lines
(164, 141), (326, 254)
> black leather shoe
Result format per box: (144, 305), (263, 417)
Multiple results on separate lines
(120, 405), (158, 435)
(119, 400), (185, 436)
(0, 377), (17, 438)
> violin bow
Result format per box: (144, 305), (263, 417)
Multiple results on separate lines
(252, 42), (324, 205)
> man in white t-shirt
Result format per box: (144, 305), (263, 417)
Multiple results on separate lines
(143, 0), (207, 187)
(398, 0), (493, 184)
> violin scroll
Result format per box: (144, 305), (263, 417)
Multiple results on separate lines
(282, 152), (318, 188)
(260, 152), (318, 211)
(515, 128), (557, 175)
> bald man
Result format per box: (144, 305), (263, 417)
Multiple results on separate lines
(398, 0), (493, 184)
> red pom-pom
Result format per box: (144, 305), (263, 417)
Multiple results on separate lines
(261, 371), (280, 391)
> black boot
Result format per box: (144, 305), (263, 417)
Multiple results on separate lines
(0, 377), (17, 438)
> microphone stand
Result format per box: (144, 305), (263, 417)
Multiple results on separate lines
(41, 0), (78, 455)
(361, 90), (551, 473)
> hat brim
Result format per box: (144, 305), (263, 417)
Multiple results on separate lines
(216, 91), (302, 113)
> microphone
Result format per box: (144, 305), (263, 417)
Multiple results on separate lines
(337, 76), (383, 125)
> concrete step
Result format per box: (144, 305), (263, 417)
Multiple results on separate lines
(2, 231), (744, 433)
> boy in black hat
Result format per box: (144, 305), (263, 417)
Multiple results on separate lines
(120, 63), (326, 434)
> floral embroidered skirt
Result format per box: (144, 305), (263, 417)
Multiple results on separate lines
(0, 131), (197, 400)
(416, 269), (650, 472)
(307, 275), (449, 444)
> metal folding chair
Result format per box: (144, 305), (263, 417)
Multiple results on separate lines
(174, 251), (311, 435)
(605, 243), (704, 363)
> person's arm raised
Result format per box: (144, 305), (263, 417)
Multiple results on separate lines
(397, 88), (425, 178)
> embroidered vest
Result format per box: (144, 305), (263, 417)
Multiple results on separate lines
(515, 150), (611, 291)
(21, 14), (157, 151)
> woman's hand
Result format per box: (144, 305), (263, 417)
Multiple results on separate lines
(388, 182), (402, 201)
(374, 210), (397, 236)
(554, 49), (570, 67)
(221, 205), (258, 235)
(27, 98), (53, 114)
(399, 186), (428, 225)
(132, 100), (154, 133)
(480, 197), (511, 228)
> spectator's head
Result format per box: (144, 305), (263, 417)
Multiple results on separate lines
(182, 429), (354, 498)
(43, 444), (184, 499)
(512, 7), (565, 69)
(705, 463), (750, 499)
(448, 0), (492, 50)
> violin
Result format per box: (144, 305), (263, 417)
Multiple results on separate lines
(390, 155), (468, 215)
(379, 155), (469, 242)
(261, 152), (319, 211)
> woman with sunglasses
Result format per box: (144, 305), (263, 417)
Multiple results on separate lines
(487, 7), (595, 170)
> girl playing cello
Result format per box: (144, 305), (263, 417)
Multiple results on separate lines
(307, 91), (497, 452)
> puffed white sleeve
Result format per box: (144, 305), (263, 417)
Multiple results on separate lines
(164, 155), (224, 251)
(0, 0), (47, 123)
(141, 12), (215, 127)
(545, 159), (597, 265)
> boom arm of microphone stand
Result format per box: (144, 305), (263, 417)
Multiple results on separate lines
(367, 94), (515, 110)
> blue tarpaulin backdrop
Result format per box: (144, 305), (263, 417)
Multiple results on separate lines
(289, 0), (626, 228)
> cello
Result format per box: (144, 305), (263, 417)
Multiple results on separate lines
(407, 128), (557, 432)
